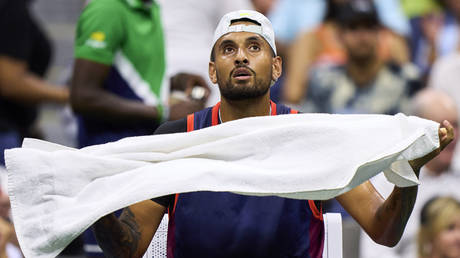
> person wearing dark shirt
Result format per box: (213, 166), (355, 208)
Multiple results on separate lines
(90, 10), (454, 258)
(0, 0), (69, 165)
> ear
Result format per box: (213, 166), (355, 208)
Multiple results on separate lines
(271, 56), (282, 81)
(209, 61), (218, 84)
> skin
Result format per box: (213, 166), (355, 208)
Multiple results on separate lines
(93, 21), (455, 257)
(431, 214), (460, 258)
(0, 55), (68, 104)
(340, 24), (386, 88)
(71, 59), (207, 124)
(282, 22), (409, 104)
(413, 89), (459, 175)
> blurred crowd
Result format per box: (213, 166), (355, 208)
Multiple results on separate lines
(0, 0), (460, 257)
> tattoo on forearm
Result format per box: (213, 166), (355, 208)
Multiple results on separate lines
(93, 208), (142, 258)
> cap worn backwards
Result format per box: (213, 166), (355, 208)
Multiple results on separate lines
(211, 10), (277, 56)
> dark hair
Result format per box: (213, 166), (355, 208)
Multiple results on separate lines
(324, 0), (342, 22)
(337, 0), (380, 29)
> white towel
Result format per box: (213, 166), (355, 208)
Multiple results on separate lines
(5, 113), (439, 258)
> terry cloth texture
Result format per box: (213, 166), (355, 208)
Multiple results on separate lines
(5, 113), (439, 258)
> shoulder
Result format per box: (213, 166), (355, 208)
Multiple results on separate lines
(154, 118), (187, 135)
(309, 64), (346, 88)
(384, 62), (420, 81)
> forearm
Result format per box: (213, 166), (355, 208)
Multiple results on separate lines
(373, 163), (421, 246)
(93, 210), (142, 258)
(0, 56), (69, 104)
(20, 74), (69, 104)
(71, 86), (161, 125)
(374, 184), (418, 246)
(282, 33), (317, 104)
(1, 71), (68, 105)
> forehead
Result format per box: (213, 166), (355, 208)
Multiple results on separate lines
(216, 31), (265, 45)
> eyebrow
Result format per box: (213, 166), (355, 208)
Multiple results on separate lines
(217, 35), (265, 51)
(219, 40), (235, 47)
(246, 36), (263, 42)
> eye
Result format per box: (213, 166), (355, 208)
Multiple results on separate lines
(249, 44), (260, 51)
(223, 46), (235, 54)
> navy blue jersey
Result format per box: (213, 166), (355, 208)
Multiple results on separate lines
(162, 101), (324, 258)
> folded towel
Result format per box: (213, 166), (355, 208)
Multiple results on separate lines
(5, 113), (439, 258)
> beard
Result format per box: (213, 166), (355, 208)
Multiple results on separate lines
(217, 66), (271, 101)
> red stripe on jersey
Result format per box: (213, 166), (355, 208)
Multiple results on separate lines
(212, 102), (221, 126)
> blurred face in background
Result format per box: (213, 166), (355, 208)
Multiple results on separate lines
(340, 21), (379, 64)
(432, 213), (460, 258)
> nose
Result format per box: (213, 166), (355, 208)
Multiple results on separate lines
(234, 48), (249, 66)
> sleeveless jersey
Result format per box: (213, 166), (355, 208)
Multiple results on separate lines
(167, 101), (324, 258)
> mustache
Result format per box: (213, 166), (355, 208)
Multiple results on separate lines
(230, 65), (256, 76)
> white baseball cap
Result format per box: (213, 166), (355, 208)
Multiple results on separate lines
(211, 10), (277, 57)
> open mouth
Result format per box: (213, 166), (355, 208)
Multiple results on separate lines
(232, 67), (252, 80)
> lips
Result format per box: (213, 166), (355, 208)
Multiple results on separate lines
(232, 67), (253, 80)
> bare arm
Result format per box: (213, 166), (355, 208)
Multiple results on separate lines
(70, 58), (163, 125)
(282, 31), (320, 104)
(0, 56), (68, 104)
(337, 120), (455, 247)
(93, 200), (166, 258)
(71, 58), (206, 123)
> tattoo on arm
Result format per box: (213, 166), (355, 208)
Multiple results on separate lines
(93, 208), (142, 258)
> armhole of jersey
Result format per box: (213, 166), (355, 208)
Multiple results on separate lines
(187, 114), (195, 132)
(308, 200), (323, 221)
(170, 114), (195, 218)
(290, 109), (299, 114)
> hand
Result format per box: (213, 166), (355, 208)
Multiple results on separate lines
(170, 73), (210, 102)
(409, 120), (455, 171)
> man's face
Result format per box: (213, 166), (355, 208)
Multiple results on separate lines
(209, 22), (282, 101)
(341, 23), (379, 63)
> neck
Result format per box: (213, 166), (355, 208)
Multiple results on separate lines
(346, 56), (381, 87)
(219, 92), (271, 122)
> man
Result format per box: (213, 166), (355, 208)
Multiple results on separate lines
(71, 0), (208, 256)
(360, 89), (460, 258)
(71, 0), (207, 148)
(0, 0), (69, 166)
(303, 1), (420, 115)
(91, 10), (454, 258)
(157, 0), (253, 106)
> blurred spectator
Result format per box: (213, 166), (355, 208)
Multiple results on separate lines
(360, 89), (460, 258)
(281, 0), (410, 104)
(71, 0), (209, 256)
(158, 0), (253, 106)
(429, 51), (460, 174)
(297, 1), (419, 115)
(269, 0), (409, 49)
(417, 196), (460, 258)
(0, 0), (69, 166)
